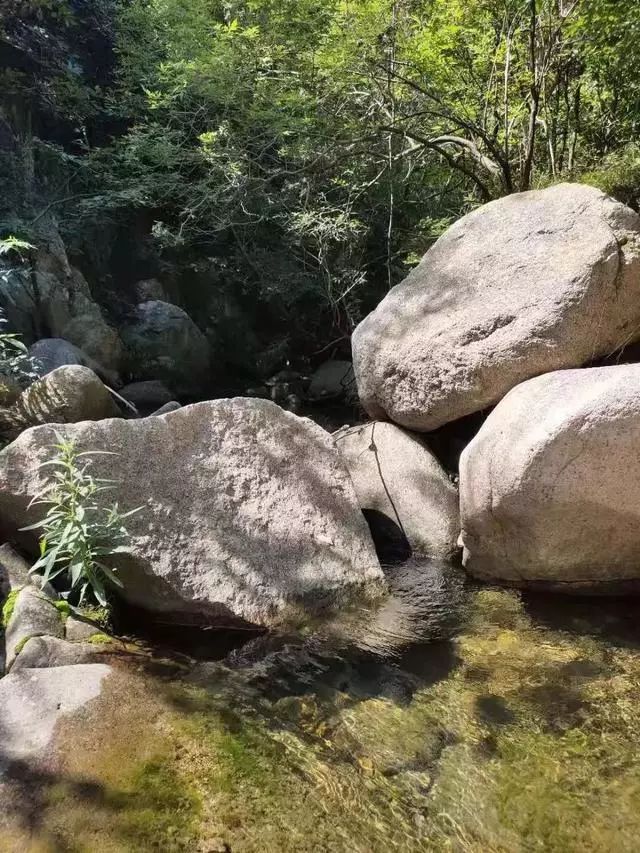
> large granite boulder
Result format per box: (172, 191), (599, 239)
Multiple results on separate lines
(353, 184), (640, 431)
(334, 422), (459, 560)
(121, 300), (211, 397)
(0, 399), (383, 626)
(460, 363), (640, 591)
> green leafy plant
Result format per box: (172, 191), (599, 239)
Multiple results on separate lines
(22, 434), (142, 606)
(0, 235), (36, 261)
(0, 312), (40, 386)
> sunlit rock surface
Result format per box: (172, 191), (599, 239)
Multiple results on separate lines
(353, 184), (640, 430)
(0, 398), (383, 627)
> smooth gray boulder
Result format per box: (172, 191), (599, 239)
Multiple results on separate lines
(353, 184), (640, 431)
(334, 422), (459, 559)
(460, 363), (640, 591)
(4, 586), (64, 670)
(121, 300), (211, 396)
(0, 399), (383, 626)
(11, 636), (99, 670)
(12, 365), (121, 428)
(308, 360), (357, 402)
(0, 664), (110, 763)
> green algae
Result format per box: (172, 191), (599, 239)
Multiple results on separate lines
(10, 586), (640, 852)
(54, 599), (71, 622)
(1, 587), (19, 627)
(87, 632), (115, 645)
(11, 634), (33, 657)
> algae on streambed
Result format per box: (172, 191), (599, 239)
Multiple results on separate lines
(5, 567), (640, 852)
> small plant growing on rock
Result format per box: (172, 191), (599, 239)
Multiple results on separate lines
(22, 434), (141, 606)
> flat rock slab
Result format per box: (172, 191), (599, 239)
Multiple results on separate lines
(0, 664), (111, 765)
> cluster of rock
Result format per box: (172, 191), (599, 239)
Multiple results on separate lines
(352, 182), (640, 592)
(0, 181), (639, 652)
(0, 230), (212, 405)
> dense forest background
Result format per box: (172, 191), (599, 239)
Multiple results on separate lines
(1, 0), (639, 387)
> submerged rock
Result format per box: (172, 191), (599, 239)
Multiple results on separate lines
(0, 399), (383, 626)
(0, 664), (111, 763)
(460, 363), (640, 591)
(353, 184), (640, 430)
(334, 422), (459, 560)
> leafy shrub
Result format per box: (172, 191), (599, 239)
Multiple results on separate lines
(22, 434), (142, 606)
(0, 313), (40, 387)
(579, 146), (640, 209)
(0, 236), (35, 261)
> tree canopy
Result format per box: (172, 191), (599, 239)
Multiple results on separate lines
(1, 0), (639, 378)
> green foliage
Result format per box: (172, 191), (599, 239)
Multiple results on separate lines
(0, 312), (40, 387)
(4, 0), (640, 374)
(578, 146), (640, 208)
(22, 435), (142, 607)
(0, 236), (36, 260)
(87, 631), (114, 645)
(54, 599), (72, 622)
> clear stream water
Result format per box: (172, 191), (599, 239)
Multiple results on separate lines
(10, 559), (640, 852)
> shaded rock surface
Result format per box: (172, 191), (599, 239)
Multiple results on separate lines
(121, 300), (211, 397)
(65, 614), (102, 641)
(334, 422), (460, 559)
(353, 184), (640, 431)
(120, 379), (174, 414)
(4, 587), (64, 671)
(308, 360), (357, 402)
(460, 363), (640, 591)
(0, 257), (122, 372)
(11, 365), (121, 428)
(28, 338), (119, 388)
(0, 398), (383, 626)
(10, 636), (100, 671)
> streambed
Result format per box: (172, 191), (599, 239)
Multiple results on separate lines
(4, 561), (640, 852)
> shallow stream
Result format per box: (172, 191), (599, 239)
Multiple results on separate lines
(12, 560), (640, 852)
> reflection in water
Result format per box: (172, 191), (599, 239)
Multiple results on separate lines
(42, 560), (640, 852)
(182, 563), (640, 851)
